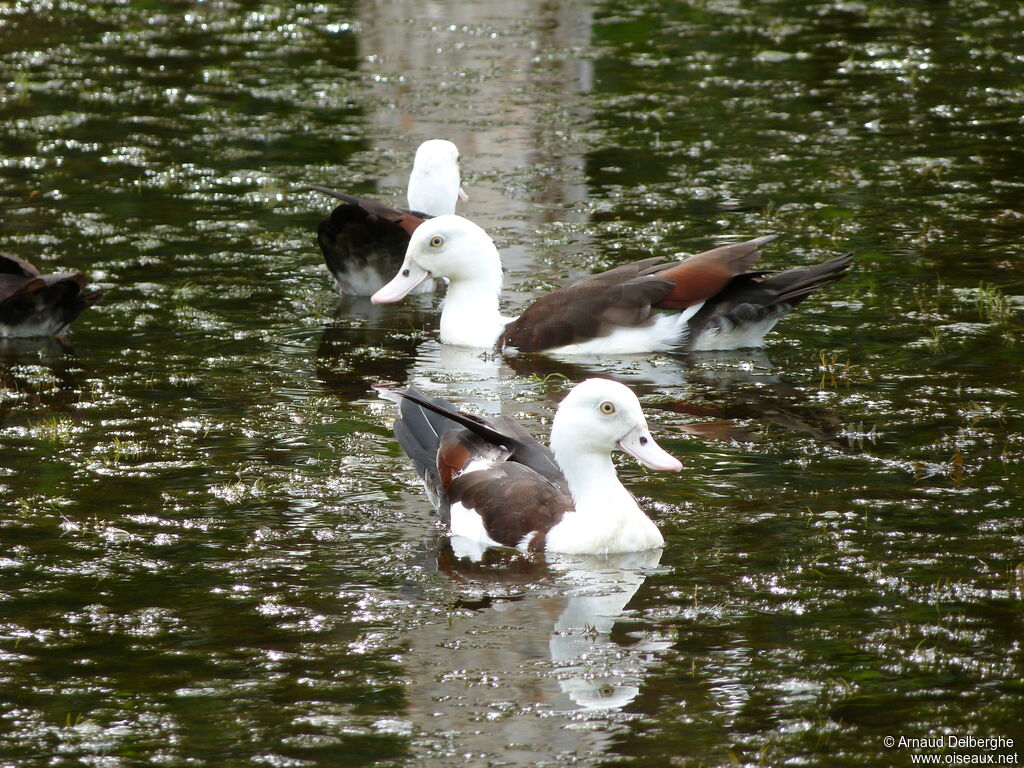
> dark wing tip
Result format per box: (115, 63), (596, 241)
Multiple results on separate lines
(0, 252), (42, 278)
(308, 185), (360, 204)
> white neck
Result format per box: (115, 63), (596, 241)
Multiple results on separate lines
(556, 449), (638, 514)
(408, 168), (459, 216)
(544, 435), (664, 555)
(437, 261), (510, 348)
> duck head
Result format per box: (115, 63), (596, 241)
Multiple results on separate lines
(407, 139), (468, 216)
(551, 378), (682, 472)
(371, 214), (501, 304)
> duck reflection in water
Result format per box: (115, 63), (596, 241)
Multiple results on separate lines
(0, 335), (90, 420)
(429, 543), (669, 711)
(547, 549), (670, 709)
(503, 348), (846, 446)
(397, 326), (843, 450)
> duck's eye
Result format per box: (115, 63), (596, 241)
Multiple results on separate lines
(429, 235), (444, 248)
(639, 435), (648, 446)
(599, 401), (615, 415)
(401, 269), (410, 277)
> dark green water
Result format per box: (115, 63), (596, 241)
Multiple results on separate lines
(1, 1), (1022, 766)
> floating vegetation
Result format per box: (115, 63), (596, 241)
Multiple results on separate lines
(817, 350), (867, 388)
(210, 477), (269, 504)
(950, 449), (965, 488)
(975, 281), (1015, 325)
(922, 326), (945, 353)
(524, 371), (570, 385)
(96, 436), (148, 465)
(911, 279), (945, 319)
(28, 416), (76, 445)
(10, 71), (31, 103)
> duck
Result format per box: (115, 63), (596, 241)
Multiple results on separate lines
(371, 214), (853, 353)
(0, 253), (101, 337)
(312, 139), (468, 295)
(382, 377), (682, 557)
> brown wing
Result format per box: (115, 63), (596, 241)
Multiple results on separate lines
(498, 237), (776, 353)
(497, 258), (677, 353)
(687, 251), (853, 340)
(310, 186), (427, 236)
(448, 461), (573, 551)
(1, 270), (89, 304)
(0, 274), (46, 304)
(650, 236), (775, 310)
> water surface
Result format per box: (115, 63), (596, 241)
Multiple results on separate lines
(1, 1), (1022, 766)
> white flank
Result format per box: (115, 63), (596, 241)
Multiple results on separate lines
(447, 457), (503, 549)
(0, 316), (68, 338)
(688, 315), (782, 351)
(545, 312), (691, 355)
(449, 501), (503, 549)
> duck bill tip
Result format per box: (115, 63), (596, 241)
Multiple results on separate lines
(370, 266), (430, 304)
(618, 430), (682, 472)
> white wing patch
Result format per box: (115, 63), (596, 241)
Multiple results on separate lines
(448, 457), (503, 550)
(449, 500), (502, 549)
(517, 530), (538, 552)
(545, 311), (692, 355)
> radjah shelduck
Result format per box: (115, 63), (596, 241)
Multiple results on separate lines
(312, 139), (467, 295)
(371, 214), (853, 353)
(383, 378), (682, 558)
(0, 253), (101, 337)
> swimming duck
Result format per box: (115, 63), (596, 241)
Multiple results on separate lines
(371, 215), (853, 353)
(384, 378), (681, 556)
(0, 253), (101, 337)
(312, 139), (467, 295)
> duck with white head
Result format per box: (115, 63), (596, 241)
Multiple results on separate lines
(312, 139), (467, 295)
(383, 377), (681, 559)
(372, 213), (853, 353)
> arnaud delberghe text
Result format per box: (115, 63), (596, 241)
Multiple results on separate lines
(897, 737), (1014, 751)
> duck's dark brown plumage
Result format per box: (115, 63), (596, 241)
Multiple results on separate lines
(312, 186), (429, 294)
(497, 236), (853, 353)
(0, 253), (100, 337)
(497, 237), (775, 353)
(445, 459), (571, 553)
(389, 388), (569, 545)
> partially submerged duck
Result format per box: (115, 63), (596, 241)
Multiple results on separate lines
(0, 253), (101, 337)
(312, 139), (467, 295)
(371, 214), (853, 353)
(383, 378), (681, 558)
